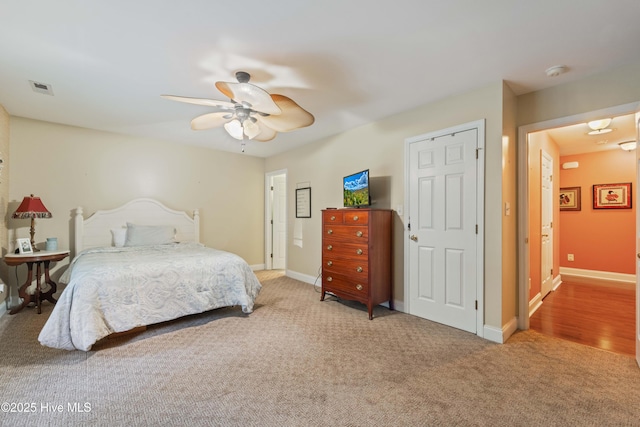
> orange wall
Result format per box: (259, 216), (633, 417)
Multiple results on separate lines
(559, 149), (636, 274)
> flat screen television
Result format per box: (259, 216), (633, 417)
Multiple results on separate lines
(343, 169), (371, 207)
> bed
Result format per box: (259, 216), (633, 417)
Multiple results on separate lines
(38, 198), (262, 351)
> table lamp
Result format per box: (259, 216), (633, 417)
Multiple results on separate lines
(13, 194), (52, 252)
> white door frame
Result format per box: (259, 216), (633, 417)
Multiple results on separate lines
(403, 119), (485, 337)
(517, 102), (640, 331)
(265, 169), (287, 270)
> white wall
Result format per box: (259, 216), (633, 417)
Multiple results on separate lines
(7, 118), (265, 293)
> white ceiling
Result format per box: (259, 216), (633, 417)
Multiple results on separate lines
(1, 1), (640, 158)
(543, 113), (637, 156)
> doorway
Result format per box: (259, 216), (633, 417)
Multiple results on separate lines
(517, 103), (639, 362)
(265, 170), (287, 270)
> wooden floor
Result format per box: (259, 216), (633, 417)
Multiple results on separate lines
(529, 279), (636, 357)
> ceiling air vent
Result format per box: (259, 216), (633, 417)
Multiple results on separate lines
(29, 80), (54, 96)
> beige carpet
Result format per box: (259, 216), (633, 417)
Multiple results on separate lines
(0, 270), (639, 426)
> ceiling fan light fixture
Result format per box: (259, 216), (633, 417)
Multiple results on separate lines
(587, 118), (612, 130)
(619, 141), (637, 151)
(224, 119), (244, 140)
(243, 120), (260, 139)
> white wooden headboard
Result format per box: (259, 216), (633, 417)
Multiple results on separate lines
(74, 198), (200, 254)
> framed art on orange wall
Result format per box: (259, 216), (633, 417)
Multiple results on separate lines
(559, 187), (581, 211)
(593, 182), (632, 209)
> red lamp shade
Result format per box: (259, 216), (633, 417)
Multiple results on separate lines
(12, 194), (52, 219)
(13, 194), (52, 251)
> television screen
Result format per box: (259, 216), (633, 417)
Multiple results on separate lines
(343, 169), (370, 207)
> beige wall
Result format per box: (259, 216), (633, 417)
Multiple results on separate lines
(7, 118), (265, 293)
(517, 62), (640, 127)
(0, 106), (9, 309)
(266, 82), (510, 330)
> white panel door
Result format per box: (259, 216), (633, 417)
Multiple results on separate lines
(272, 174), (287, 269)
(540, 150), (553, 297)
(408, 128), (478, 333)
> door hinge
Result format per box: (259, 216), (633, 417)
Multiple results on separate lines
(270, 186), (274, 191)
(270, 219), (273, 224)
(475, 300), (478, 310)
(475, 224), (478, 234)
(476, 148), (479, 159)
(270, 253), (273, 258)
(551, 268), (553, 276)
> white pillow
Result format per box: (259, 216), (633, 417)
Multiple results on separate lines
(111, 228), (127, 247)
(124, 223), (176, 247)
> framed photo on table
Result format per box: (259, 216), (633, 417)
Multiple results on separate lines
(17, 238), (33, 254)
(593, 182), (632, 209)
(559, 187), (581, 211)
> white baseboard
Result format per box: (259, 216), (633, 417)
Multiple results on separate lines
(560, 267), (636, 285)
(250, 264), (265, 271)
(285, 269), (318, 286)
(552, 274), (562, 291)
(529, 292), (543, 317)
(483, 317), (518, 344)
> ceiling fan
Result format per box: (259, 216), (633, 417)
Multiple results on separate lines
(162, 71), (314, 143)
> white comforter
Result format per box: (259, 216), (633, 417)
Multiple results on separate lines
(39, 243), (262, 351)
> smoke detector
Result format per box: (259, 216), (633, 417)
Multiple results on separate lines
(545, 65), (568, 77)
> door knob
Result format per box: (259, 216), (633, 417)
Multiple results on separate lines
(410, 235), (418, 242)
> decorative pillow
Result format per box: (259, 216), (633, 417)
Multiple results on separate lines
(111, 227), (127, 248)
(124, 223), (176, 247)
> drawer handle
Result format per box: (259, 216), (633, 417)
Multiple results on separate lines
(327, 245), (333, 251)
(356, 284), (363, 291)
(327, 261), (333, 266)
(330, 215), (336, 221)
(353, 215), (359, 221)
(356, 231), (363, 237)
(327, 229), (333, 234)
(356, 248), (363, 255)
(327, 276), (333, 282)
(356, 266), (363, 273)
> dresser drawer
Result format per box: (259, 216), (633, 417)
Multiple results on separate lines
(323, 210), (344, 223)
(343, 210), (369, 225)
(323, 225), (368, 241)
(322, 272), (369, 297)
(322, 242), (369, 260)
(323, 258), (369, 276)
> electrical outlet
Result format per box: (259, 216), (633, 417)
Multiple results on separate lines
(567, 254), (574, 261)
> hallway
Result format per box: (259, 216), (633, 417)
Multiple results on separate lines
(530, 279), (635, 357)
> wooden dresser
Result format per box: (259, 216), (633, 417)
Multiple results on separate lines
(321, 208), (393, 319)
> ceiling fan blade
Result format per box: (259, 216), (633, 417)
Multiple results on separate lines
(257, 94), (315, 132)
(252, 122), (277, 141)
(215, 81), (281, 115)
(161, 95), (235, 110)
(190, 112), (231, 130)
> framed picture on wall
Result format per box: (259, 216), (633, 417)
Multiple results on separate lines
(559, 187), (581, 211)
(593, 182), (632, 209)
